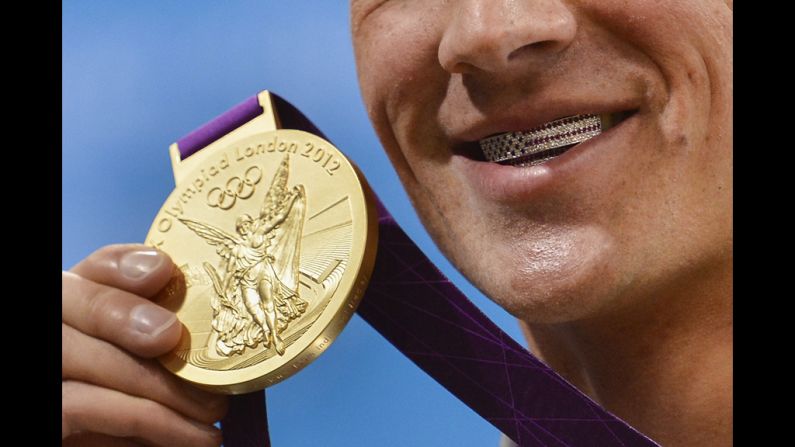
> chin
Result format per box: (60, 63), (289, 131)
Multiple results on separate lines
(448, 228), (629, 325)
(499, 269), (626, 325)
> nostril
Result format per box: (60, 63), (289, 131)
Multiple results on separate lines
(508, 41), (561, 61)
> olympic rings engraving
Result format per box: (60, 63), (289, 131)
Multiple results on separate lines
(206, 166), (263, 209)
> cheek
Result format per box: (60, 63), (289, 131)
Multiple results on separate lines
(584, 0), (731, 197)
(353, 6), (456, 203)
(584, 1), (730, 117)
(354, 5), (447, 127)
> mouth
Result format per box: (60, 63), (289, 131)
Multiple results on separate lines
(455, 110), (636, 167)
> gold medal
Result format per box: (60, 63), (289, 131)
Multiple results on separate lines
(145, 92), (378, 394)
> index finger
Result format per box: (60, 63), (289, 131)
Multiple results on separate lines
(70, 244), (177, 298)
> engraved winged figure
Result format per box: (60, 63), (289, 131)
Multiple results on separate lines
(179, 154), (307, 357)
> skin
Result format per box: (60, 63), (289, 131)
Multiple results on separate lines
(351, 1), (731, 446)
(62, 245), (227, 447)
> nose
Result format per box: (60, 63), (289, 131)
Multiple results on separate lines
(438, 0), (577, 75)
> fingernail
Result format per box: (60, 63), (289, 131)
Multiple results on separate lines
(130, 303), (177, 337)
(120, 249), (166, 279)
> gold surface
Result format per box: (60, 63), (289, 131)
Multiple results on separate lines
(146, 95), (378, 394)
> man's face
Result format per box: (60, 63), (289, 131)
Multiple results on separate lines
(351, 1), (732, 323)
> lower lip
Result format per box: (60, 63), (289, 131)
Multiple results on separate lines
(451, 113), (639, 204)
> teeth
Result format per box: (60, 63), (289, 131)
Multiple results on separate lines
(479, 114), (603, 164)
(599, 113), (614, 132)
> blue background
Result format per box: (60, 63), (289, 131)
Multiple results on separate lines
(63, 2), (524, 445)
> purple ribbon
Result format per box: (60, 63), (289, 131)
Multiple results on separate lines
(221, 391), (270, 447)
(179, 93), (659, 447)
(357, 199), (657, 446)
(177, 96), (262, 159)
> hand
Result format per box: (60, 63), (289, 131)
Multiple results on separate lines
(62, 244), (228, 447)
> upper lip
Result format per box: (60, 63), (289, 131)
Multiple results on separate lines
(446, 97), (642, 144)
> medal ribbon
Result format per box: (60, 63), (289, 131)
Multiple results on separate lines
(176, 93), (659, 447)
